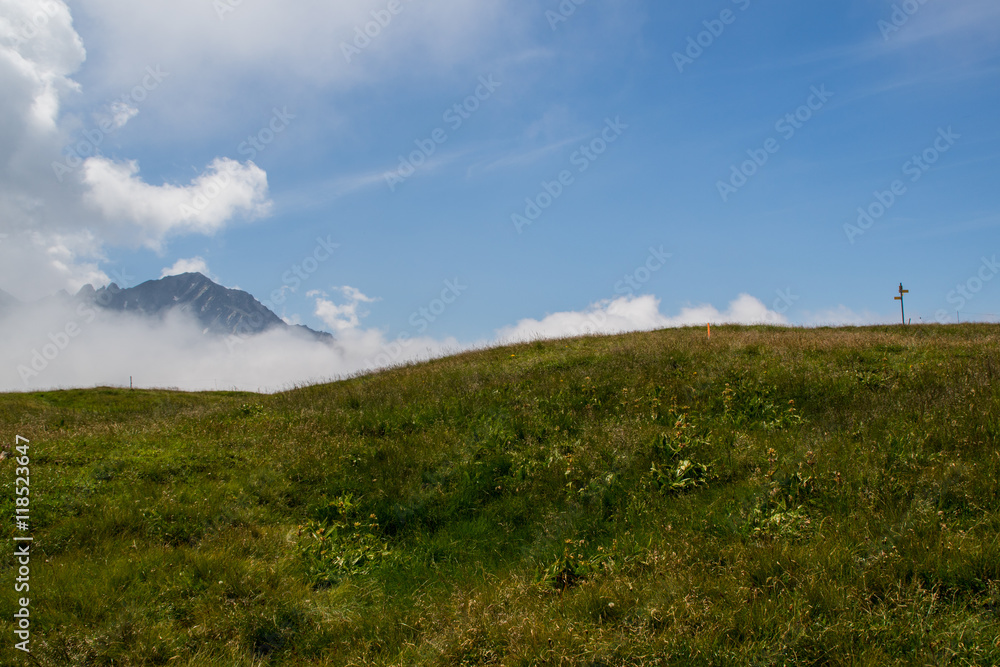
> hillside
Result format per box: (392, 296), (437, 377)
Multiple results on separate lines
(1, 325), (998, 665)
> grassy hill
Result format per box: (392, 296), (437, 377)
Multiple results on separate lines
(1, 325), (999, 665)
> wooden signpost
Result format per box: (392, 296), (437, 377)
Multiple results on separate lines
(894, 283), (908, 325)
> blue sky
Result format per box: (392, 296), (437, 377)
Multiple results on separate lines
(2, 0), (1000, 388)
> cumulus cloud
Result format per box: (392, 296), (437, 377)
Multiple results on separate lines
(311, 286), (380, 332)
(496, 294), (788, 343)
(0, 0), (278, 297)
(0, 0), (85, 132)
(100, 99), (138, 130)
(0, 2), (95, 296)
(82, 157), (270, 249)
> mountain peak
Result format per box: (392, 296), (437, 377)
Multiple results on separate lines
(80, 273), (332, 342)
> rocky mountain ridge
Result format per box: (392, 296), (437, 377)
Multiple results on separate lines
(3, 273), (333, 342)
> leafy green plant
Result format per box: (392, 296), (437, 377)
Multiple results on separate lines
(646, 413), (712, 493)
(736, 449), (818, 539)
(648, 458), (710, 493)
(539, 539), (610, 591)
(721, 376), (803, 430)
(235, 402), (266, 417)
(295, 495), (390, 587)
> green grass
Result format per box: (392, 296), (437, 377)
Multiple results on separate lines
(1, 324), (999, 665)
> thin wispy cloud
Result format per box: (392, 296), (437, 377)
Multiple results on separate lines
(877, 0), (1000, 49)
(467, 134), (592, 175)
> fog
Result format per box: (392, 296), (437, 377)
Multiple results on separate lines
(0, 292), (796, 393)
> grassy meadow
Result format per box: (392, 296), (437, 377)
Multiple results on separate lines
(1, 324), (999, 665)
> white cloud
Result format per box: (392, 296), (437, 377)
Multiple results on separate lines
(496, 294), (788, 343)
(0, 229), (109, 300)
(313, 286), (379, 332)
(1, 304), (339, 392)
(0, 0), (85, 131)
(101, 99), (138, 130)
(0, 1), (113, 299)
(81, 157), (271, 249)
(0, 1), (281, 298)
(160, 256), (211, 279)
(0, 0), (86, 218)
(0, 296), (461, 392)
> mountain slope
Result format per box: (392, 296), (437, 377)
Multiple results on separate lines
(1, 325), (998, 665)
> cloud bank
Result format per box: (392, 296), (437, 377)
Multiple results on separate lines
(1, 291), (794, 393)
(496, 293), (787, 343)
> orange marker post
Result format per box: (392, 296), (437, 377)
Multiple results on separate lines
(707, 323), (711, 339)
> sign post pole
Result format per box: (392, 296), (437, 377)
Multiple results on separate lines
(894, 283), (909, 325)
